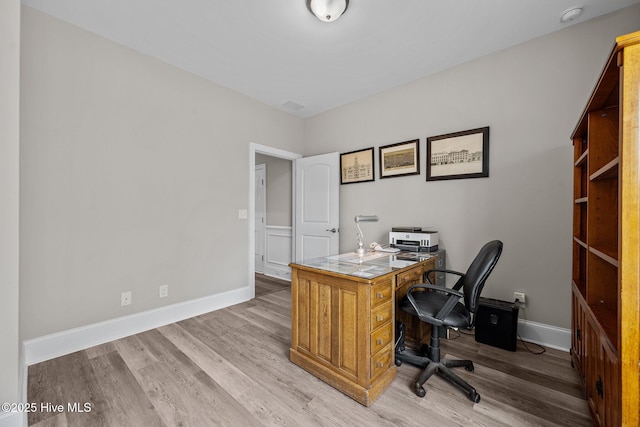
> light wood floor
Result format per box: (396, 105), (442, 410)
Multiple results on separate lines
(28, 275), (591, 426)
(254, 273), (290, 297)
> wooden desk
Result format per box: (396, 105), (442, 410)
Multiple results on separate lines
(289, 251), (437, 406)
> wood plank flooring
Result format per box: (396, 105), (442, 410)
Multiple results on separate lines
(28, 275), (590, 426)
(254, 273), (290, 297)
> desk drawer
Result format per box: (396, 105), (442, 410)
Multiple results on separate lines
(371, 344), (392, 380)
(396, 267), (424, 288)
(371, 281), (392, 308)
(371, 302), (392, 330)
(371, 323), (393, 355)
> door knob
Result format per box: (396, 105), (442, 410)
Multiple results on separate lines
(325, 228), (338, 233)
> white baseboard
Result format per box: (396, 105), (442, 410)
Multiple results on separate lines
(263, 271), (292, 282)
(23, 286), (252, 367)
(19, 346), (27, 420)
(22, 293), (570, 366)
(517, 319), (571, 352)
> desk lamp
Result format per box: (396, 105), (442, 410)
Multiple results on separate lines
(354, 215), (379, 255)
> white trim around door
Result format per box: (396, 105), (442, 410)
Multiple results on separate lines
(248, 143), (301, 298)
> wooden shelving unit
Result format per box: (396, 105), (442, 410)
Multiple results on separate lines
(570, 31), (640, 426)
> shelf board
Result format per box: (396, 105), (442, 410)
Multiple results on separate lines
(572, 281), (586, 298)
(574, 237), (588, 249)
(574, 197), (588, 204)
(575, 150), (588, 167)
(590, 156), (619, 181)
(589, 246), (619, 267)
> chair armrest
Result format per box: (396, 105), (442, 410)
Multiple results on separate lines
(422, 268), (464, 287)
(405, 283), (464, 326)
(407, 282), (464, 298)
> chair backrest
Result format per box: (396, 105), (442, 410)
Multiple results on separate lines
(462, 240), (503, 313)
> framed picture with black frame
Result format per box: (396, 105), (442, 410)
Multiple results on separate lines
(379, 139), (420, 179)
(426, 127), (489, 181)
(340, 147), (375, 184)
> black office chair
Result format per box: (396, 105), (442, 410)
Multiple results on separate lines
(395, 240), (503, 403)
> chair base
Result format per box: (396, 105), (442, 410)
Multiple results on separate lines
(395, 346), (481, 403)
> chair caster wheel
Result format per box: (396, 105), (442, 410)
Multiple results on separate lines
(465, 363), (474, 372)
(415, 384), (426, 398)
(469, 392), (480, 403)
(395, 358), (402, 366)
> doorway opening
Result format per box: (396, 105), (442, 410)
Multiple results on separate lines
(248, 143), (301, 299)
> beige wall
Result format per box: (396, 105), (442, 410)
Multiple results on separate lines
(255, 154), (292, 227)
(303, 6), (640, 329)
(19, 7), (304, 340)
(1, 0), (21, 412)
(16, 3), (640, 345)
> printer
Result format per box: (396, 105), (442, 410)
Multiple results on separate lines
(389, 227), (439, 252)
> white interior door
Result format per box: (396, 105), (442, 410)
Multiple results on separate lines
(255, 164), (266, 273)
(294, 152), (340, 261)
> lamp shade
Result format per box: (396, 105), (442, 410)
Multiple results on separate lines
(354, 215), (379, 223)
(307, 0), (349, 23)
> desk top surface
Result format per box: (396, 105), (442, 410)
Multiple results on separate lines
(291, 251), (436, 280)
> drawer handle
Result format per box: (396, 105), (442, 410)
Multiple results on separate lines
(376, 315), (384, 322)
(376, 292), (384, 299)
(376, 361), (385, 368)
(376, 338), (383, 345)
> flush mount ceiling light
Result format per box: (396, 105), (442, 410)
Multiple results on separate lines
(560, 6), (583, 23)
(307, 0), (349, 23)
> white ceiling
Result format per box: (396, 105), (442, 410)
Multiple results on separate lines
(21, 0), (640, 118)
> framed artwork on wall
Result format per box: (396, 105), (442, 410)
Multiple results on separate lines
(426, 127), (489, 181)
(340, 147), (375, 184)
(379, 139), (420, 179)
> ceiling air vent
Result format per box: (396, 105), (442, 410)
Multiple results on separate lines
(282, 100), (304, 111)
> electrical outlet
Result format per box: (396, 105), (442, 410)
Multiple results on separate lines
(159, 284), (168, 298)
(514, 291), (526, 307)
(121, 291), (132, 306)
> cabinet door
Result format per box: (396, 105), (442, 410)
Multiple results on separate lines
(571, 290), (587, 379)
(292, 271), (364, 381)
(333, 281), (362, 379)
(601, 340), (620, 427)
(585, 312), (622, 426)
(586, 315), (603, 426)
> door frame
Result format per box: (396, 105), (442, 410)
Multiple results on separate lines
(248, 142), (301, 298)
(254, 163), (266, 273)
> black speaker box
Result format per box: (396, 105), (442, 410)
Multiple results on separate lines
(475, 297), (519, 351)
